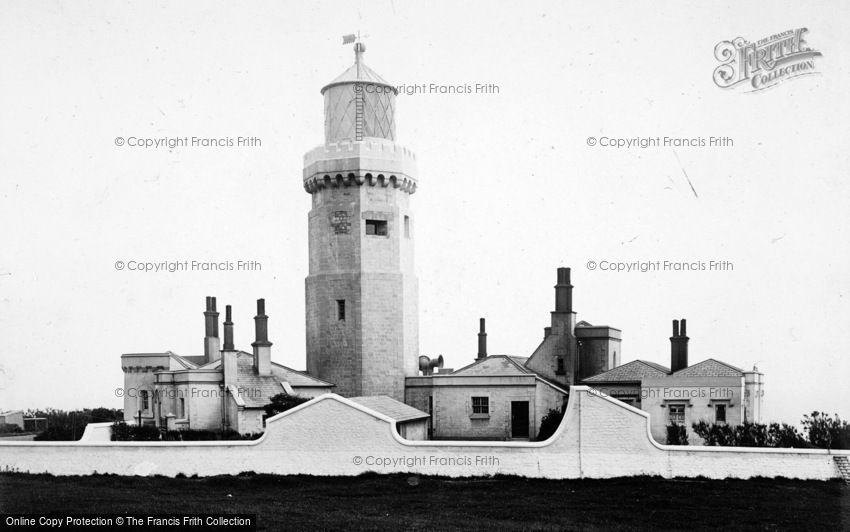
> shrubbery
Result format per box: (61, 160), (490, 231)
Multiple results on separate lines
(30, 407), (123, 441)
(263, 393), (310, 418)
(690, 413), (848, 449)
(535, 407), (565, 441)
(110, 422), (262, 441)
(801, 411), (850, 449)
(666, 423), (688, 445)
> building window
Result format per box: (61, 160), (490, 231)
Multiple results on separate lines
(556, 357), (565, 375)
(404, 215), (410, 238)
(336, 299), (346, 321)
(365, 219), (388, 236)
(472, 396), (489, 415)
(715, 404), (727, 424)
(140, 390), (149, 412)
(668, 404), (685, 425)
(179, 398), (185, 418)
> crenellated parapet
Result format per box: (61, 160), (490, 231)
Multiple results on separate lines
(303, 139), (418, 194)
(122, 365), (167, 373)
(120, 353), (172, 374)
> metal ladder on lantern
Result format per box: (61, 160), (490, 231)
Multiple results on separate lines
(834, 456), (850, 484)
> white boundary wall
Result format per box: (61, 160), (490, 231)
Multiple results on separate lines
(1, 387), (846, 479)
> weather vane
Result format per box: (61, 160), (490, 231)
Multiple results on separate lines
(342, 31), (369, 74)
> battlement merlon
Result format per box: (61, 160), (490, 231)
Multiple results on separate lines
(302, 139), (418, 194)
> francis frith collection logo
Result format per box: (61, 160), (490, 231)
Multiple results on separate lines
(713, 28), (822, 92)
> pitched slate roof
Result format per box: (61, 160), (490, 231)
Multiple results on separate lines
(583, 360), (671, 383)
(180, 355), (207, 367)
(235, 356), (285, 408)
(274, 365), (334, 387)
(349, 396), (430, 423)
(671, 358), (743, 377)
(193, 352), (333, 388)
(508, 356), (529, 366)
(452, 355), (531, 376)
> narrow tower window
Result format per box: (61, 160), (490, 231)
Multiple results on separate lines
(336, 299), (346, 321)
(365, 219), (388, 236)
(404, 215), (410, 238)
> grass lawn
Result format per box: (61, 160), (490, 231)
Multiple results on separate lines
(1, 473), (847, 531)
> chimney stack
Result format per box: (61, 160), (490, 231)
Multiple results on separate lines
(222, 304), (237, 388)
(477, 318), (487, 360)
(204, 296), (221, 362)
(670, 318), (689, 373)
(252, 298), (272, 376)
(555, 267), (573, 314)
(223, 304), (235, 351)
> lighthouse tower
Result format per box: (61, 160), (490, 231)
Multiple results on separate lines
(303, 42), (419, 401)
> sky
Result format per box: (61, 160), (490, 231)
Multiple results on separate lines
(1, 1), (848, 425)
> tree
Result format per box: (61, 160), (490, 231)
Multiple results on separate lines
(264, 393), (310, 418)
(802, 411), (850, 450)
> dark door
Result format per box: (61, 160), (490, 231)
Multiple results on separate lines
(511, 401), (530, 438)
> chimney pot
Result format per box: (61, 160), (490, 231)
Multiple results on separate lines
(670, 318), (689, 373)
(554, 267), (574, 313)
(204, 296), (221, 362)
(477, 317), (488, 360)
(223, 304), (235, 351)
(252, 299), (272, 375)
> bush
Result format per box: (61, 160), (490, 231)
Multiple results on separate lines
(666, 423), (688, 445)
(110, 421), (133, 441)
(110, 422), (159, 441)
(766, 423), (808, 448)
(29, 407), (123, 441)
(0, 423), (23, 434)
(264, 393), (310, 418)
(732, 422), (770, 447)
(535, 407), (565, 441)
(802, 412), (850, 450)
(691, 420), (736, 446)
(111, 423), (263, 442)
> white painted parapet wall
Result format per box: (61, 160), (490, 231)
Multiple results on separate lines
(1, 387), (846, 479)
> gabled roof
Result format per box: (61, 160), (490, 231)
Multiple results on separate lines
(583, 360), (671, 383)
(234, 356), (285, 408)
(349, 396), (430, 423)
(188, 352), (334, 388)
(671, 358), (743, 377)
(180, 355), (208, 367)
(451, 355), (532, 376)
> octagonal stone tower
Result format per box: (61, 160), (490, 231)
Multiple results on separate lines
(303, 43), (419, 401)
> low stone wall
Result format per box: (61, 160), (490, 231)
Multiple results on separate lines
(0, 387), (845, 479)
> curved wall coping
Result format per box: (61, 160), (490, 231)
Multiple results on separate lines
(2, 387), (848, 457)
